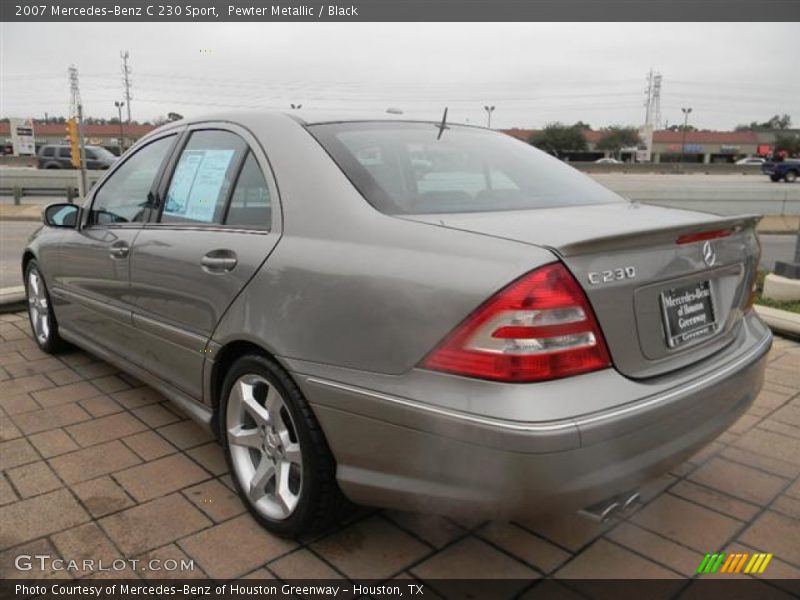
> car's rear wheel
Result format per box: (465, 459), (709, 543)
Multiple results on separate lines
(785, 170), (798, 183)
(24, 260), (64, 353)
(770, 174), (781, 182)
(220, 354), (348, 537)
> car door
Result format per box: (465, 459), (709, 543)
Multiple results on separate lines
(127, 124), (281, 400)
(84, 148), (103, 170)
(50, 133), (179, 353)
(57, 146), (72, 169)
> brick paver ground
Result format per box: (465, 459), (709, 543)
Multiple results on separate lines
(1, 310), (799, 586)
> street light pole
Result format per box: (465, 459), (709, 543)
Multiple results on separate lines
(484, 105), (495, 129)
(680, 107), (692, 165)
(114, 101), (125, 155)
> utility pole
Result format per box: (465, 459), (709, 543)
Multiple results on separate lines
(68, 65), (88, 198)
(680, 107), (692, 165)
(484, 105), (495, 128)
(114, 101), (125, 155)
(120, 51), (132, 125)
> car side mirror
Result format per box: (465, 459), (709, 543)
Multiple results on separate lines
(43, 203), (79, 228)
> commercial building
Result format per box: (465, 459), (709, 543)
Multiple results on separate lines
(0, 121), (156, 155)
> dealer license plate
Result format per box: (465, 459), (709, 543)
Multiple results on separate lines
(660, 280), (717, 348)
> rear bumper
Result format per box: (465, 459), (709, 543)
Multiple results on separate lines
(294, 314), (771, 518)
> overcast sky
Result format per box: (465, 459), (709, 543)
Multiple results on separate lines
(2, 22), (798, 130)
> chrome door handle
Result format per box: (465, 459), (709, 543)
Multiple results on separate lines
(201, 250), (237, 273)
(109, 242), (129, 259)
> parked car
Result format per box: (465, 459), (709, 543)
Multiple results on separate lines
(595, 157), (622, 164)
(735, 156), (765, 166)
(37, 144), (117, 170)
(762, 159), (799, 182)
(23, 113), (771, 536)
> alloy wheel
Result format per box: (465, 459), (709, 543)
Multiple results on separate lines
(226, 373), (303, 520)
(27, 269), (51, 345)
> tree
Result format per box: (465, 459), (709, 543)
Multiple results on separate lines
(774, 132), (800, 157)
(735, 114), (792, 131)
(167, 112), (184, 122)
(595, 126), (642, 158)
(529, 122), (587, 157)
(665, 124), (697, 132)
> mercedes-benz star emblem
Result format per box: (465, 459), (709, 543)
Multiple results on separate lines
(702, 240), (716, 267)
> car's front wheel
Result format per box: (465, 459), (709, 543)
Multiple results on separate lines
(785, 170), (798, 183)
(24, 260), (64, 353)
(220, 354), (348, 537)
(770, 174), (781, 182)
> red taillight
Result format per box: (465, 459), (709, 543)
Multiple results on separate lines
(421, 263), (612, 383)
(676, 228), (733, 245)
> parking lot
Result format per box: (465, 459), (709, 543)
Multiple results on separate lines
(1, 310), (799, 590)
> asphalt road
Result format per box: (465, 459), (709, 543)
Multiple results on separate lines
(0, 218), (795, 290)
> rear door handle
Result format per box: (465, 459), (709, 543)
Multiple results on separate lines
(109, 242), (130, 259)
(201, 250), (238, 273)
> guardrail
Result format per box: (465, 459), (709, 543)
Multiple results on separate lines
(0, 168), (104, 204)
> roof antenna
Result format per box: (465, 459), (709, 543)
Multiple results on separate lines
(435, 107), (449, 140)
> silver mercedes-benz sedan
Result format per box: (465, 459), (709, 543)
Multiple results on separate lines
(23, 112), (771, 536)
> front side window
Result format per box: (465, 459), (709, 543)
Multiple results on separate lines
(89, 135), (175, 225)
(41, 147), (55, 157)
(58, 147), (71, 158)
(161, 130), (247, 225)
(309, 122), (624, 214)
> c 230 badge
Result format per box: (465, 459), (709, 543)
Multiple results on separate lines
(588, 266), (637, 285)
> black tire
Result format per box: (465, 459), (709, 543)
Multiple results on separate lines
(770, 175), (781, 182)
(785, 170), (798, 183)
(24, 260), (65, 353)
(220, 353), (349, 537)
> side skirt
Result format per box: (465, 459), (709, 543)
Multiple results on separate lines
(59, 327), (215, 433)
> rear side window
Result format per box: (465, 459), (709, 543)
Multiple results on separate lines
(225, 152), (271, 229)
(57, 147), (71, 158)
(309, 122), (623, 215)
(162, 130), (247, 225)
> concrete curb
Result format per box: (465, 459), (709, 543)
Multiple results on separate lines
(755, 305), (800, 340)
(0, 286), (26, 314)
(0, 205), (45, 222)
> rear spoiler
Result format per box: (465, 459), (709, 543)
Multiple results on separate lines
(551, 214), (761, 258)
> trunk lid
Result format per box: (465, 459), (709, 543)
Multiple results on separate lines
(402, 203), (761, 379)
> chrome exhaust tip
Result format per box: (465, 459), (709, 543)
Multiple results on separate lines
(578, 491), (641, 523)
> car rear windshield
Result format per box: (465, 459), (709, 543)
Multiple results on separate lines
(308, 121), (624, 215)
